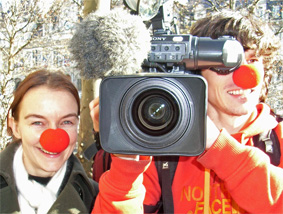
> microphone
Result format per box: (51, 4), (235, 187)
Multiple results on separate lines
(232, 64), (264, 89)
(40, 129), (70, 153)
(69, 8), (151, 79)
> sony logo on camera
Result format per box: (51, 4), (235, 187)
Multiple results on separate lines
(99, 73), (207, 156)
(152, 36), (167, 41)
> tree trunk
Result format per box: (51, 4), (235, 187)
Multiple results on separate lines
(76, 0), (110, 178)
(229, 0), (236, 10)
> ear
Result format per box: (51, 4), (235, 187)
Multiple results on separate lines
(9, 117), (22, 139)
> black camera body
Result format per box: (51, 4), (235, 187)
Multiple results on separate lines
(98, 2), (243, 156)
(99, 73), (207, 156)
(146, 34), (243, 74)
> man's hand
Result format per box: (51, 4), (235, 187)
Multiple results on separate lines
(89, 97), (150, 161)
(89, 97), (100, 132)
(206, 116), (220, 149)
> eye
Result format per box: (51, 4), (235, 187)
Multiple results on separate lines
(62, 120), (73, 125)
(61, 118), (78, 126)
(246, 58), (259, 64)
(32, 121), (43, 126)
(60, 115), (79, 128)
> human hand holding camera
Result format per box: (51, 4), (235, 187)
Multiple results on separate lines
(206, 116), (220, 150)
(89, 97), (143, 160)
(89, 97), (100, 132)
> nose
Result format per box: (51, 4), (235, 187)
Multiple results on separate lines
(232, 64), (264, 89)
(49, 123), (59, 130)
(241, 56), (249, 65)
(39, 128), (70, 153)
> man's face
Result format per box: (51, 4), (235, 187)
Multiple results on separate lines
(201, 49), (264, 116)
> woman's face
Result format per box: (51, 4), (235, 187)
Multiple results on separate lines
(11, 86), (79, 177)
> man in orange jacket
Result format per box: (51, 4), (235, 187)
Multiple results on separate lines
(91, 9), (282, 213)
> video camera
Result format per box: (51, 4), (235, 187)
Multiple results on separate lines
(99, 0), (244, 156)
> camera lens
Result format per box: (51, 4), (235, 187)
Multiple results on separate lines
(119, 77), (194, 149)
(132, 89), (179, 136)
(139, 95), (172, 129)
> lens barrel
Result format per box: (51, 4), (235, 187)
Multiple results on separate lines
(120, 77), (192, 149)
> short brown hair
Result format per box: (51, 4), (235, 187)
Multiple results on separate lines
(7, 69), (80, 135)
(190, 9), (281, 102)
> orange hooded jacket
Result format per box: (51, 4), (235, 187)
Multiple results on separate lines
(92, 103), (283, 213)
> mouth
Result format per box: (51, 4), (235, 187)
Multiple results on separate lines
(227, 89), (253, 96)
(39, 147), (59, 155)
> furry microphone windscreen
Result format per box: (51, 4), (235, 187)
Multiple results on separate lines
(69, 8), (151, 79)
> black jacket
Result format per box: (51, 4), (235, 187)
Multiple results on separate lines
(0, 142), (99, 213)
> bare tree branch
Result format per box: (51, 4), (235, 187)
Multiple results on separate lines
(0, 0), (82, 150)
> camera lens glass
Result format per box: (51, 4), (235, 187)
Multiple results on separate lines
(132, 89), (179, 136)
(139, 95), (172, 129)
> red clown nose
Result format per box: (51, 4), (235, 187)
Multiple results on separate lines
(232, 64), (264, 89)
(40, 128), (70, 153)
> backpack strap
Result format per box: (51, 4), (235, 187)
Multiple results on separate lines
(83, 131), (101, 161)
(253, 128), (281, 166)
(253, 112), (282, 166)
(154, 156), (179, 213)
